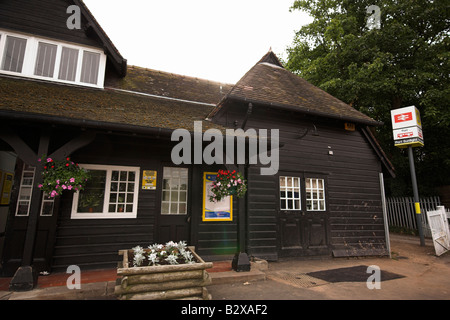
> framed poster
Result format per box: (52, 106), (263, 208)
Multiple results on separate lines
(202, 172), (232, 221)
(142, 170), (157, 190)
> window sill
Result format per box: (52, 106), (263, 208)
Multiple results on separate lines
(71, 212), (137, 219)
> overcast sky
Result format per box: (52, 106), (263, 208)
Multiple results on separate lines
(83, 0), (312, 84)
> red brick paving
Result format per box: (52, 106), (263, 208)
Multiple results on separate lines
(0, 261), (232, 291)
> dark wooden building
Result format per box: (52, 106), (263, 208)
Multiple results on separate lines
(0, 0), (394, 289)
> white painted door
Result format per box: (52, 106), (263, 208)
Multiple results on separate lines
(426, 206), (450, 256)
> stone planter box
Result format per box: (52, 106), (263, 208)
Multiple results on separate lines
(115, 246), (213, 300)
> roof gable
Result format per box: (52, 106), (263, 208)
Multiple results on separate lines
(0, 0), (126, 77)
(257, 50), (284, 68)
(210, 51), (379, 126)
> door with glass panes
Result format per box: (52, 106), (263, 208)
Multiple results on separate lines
(157, 167), (190, 243)
(278, 174), (330, 257)
(2, 161), (58, 275)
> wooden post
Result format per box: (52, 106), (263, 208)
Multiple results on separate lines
(9, 130), (50, 291)
(232, 164), (250, 272)
(0, 127), (95, 291)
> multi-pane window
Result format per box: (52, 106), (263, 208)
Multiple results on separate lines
(15, 164), (35, 216)
(279, 176), (301, 210)
(58, 47), (79, 81)
(161, 167), (188, 215)
(15, 164), (55, 217)
(0, 29), (106, 87)
(72, 165), (140, 219)
(108, 170), (136, 214)
(34, 42), (57, 77)
(306, 178), (326, 211)
(279, 176), (327, 212)
(40, 194), (56, 216)
(2, 35), (27, 73)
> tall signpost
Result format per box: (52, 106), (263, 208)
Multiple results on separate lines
(391, 106), (425, 246)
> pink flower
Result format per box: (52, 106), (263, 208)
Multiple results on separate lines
(62, 185), (67, 190)
(38, 184), (43, 188)
(56, 179), (60, 184)
(68, 185), (73, 190)
(70, 178), (75, 183)
(46, 157), (52, 162)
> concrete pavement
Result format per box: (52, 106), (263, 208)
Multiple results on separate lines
(209, 234), (450, 300)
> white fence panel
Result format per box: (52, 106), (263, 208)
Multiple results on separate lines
(426, 206), (450, 256)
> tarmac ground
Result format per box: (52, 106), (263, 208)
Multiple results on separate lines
(209, 233), (450, 300)
(1, 233), (449, 301)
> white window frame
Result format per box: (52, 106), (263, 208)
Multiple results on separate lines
(15, 164), (36, 216)
(71, 164), (140, 219)
(0, 29), (106, 88)
(15, 164), (55, 217)
(279, 176), (301, 211)
(161, 167), (188, 215)
(306, 178), (326, 211)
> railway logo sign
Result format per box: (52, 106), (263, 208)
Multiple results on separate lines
(391, 106), (424, 148)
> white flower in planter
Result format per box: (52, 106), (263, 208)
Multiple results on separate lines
(165, 253), (179, 265)
(166, 241), (176, 247)
(132, 246), (146, 267)
(180, 249), (195, 264)
(148, 252), (159, 266)
(177, 241), (187, 250)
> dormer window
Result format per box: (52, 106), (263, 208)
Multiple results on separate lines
(0, 29), (106, 88)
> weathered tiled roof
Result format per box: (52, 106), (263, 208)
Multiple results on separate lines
(0, 76), (227, 133)
(209, 51), (380, 126)
(105, 66), (234, 105)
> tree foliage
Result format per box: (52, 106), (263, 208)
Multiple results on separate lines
(285, 0), (450, 196)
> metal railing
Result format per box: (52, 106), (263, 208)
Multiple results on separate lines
(386, 196), (443, 237)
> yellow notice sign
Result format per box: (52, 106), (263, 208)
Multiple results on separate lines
(0, 172), (13, 205)
(142, 170), (157, 190)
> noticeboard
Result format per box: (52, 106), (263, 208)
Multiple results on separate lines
(202, 172), (232, 221)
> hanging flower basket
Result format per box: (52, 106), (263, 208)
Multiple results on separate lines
(37, 156), (89, 198)
(209, 170), (247, 202)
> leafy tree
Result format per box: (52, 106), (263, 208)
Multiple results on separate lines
(285, 0), (450, 196)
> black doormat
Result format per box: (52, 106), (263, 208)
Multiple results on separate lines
(306, 265), (404, 283)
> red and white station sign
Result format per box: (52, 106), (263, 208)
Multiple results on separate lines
(391, 106), (424, 148)
(393, 126), (423, 141)
(391, 106), (422, 130)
